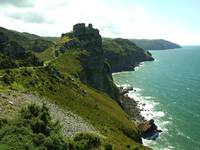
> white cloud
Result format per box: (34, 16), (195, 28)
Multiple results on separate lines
(0, 0), (199, 45)
(0, 0), (34, 7)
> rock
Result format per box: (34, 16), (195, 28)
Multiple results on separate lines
(8, 101), (14, 105)
(73, 23), (102, 52)
(138, 119), (162, 140)
(119, 85), (133, 95)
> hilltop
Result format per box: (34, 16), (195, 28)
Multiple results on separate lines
(130, 39), (181, 50)
(0, 23), (153, 149)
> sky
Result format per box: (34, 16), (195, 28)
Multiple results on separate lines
(0, 0), (199, 45)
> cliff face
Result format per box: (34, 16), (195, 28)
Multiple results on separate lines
(61, 23), (119, 100)
(103, 38), (154, 73)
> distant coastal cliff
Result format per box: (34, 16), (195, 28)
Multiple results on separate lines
(103, 38), (154, 72)
(130, 39), (181, 50)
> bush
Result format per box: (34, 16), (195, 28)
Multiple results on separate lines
(104, 143), (113, 150)
(73, 133), (101, 150)
(0, 104), (104, 150)
(20, 104), (54, 135)
(2, 74), (14, 84)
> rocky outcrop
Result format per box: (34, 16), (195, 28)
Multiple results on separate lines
(138, 119), (162, 140)
(73, 23), (102, 53)
(62, 23), (119, 100)
(119, 85), (162, 141)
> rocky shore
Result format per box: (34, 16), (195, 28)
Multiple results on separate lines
(118, 85), (162, 140)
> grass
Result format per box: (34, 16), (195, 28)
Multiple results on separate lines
(0, 66), (150, 149)
(0, 30), (152, 149)
(0, 103), (104, 150)
(52, 48), (88, 76)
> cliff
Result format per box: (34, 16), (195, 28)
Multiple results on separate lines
(103, 38), (154, 72)
(59, 23), (119, 100)
(130, 39), (181, 50)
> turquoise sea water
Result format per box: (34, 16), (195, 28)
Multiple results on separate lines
(113, 46), (200, 150)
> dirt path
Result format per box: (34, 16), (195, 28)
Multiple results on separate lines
(0, 90), (97, 137)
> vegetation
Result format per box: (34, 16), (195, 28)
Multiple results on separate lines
(0, 32), (43, 69)
(0, 65), (148, 149)
(0, 103), (103, 150)
(0, 24), (152, 149)
(0, 26), (54, 52)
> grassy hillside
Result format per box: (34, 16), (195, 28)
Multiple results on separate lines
(0, 26), (54, 52)
(0, 24), (152, 149)
(0, 32), (43, 69)
(103, 38), (154, 72)
(130, 39), (181, 50)
(0, 65), (149, 149)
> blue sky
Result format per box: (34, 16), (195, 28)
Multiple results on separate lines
(0, 0), (199, 45)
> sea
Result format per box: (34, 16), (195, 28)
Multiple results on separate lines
(113, 46), (200, 150)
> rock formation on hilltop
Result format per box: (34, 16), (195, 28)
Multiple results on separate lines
(73, 23), (102, 52)
(61, 23), (119, 100)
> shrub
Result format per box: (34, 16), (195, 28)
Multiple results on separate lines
(73, 133), (101, 150)
(104, 143), (113, 150)
(2, 74), (14, 84)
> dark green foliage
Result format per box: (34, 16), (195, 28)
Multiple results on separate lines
(0, 27), (54, 52)
(55, 50), (59, 57)
(2, 71), (14, 84)
(0, 32), (8, 49)
(0, 104), (70, 150)
(104, 143), (113, 150)
(32, 39), (53, 52)
(0, 33), (43, 69)
(73, 133), (101, 150)
(0, 103), (108, 150)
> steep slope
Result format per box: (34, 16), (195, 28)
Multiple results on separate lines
(0, 24), (151, 149)
(103, 38), (154, 72)
(41, 23), (119, 100)
(130, 39), (181, 50)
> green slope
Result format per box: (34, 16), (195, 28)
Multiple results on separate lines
(0, 26), (53, 52)
(0, 24), (152, 149)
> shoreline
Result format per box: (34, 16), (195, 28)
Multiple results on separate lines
(118, 84), (162, 140)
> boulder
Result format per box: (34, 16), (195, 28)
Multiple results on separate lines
(119, 85), (133, 95)
(138, 119), (162, 140)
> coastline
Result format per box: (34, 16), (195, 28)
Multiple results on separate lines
(118, 84), (162, 141)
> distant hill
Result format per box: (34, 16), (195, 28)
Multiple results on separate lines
(130, 39), (181, 50)
(0, 26), (54, 52)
